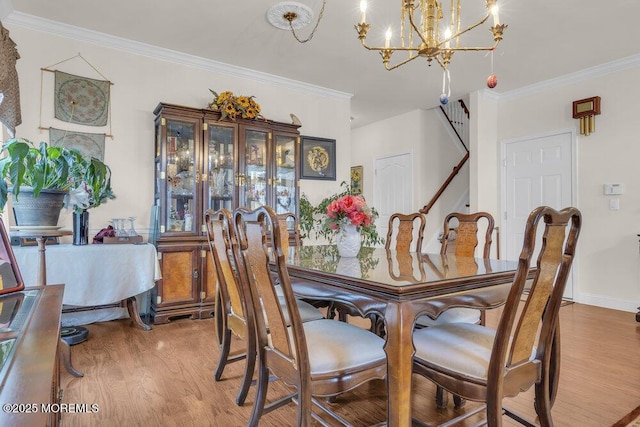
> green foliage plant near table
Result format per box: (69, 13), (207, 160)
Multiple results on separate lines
(66, 156), (115, 213)
(0, 138), (80, 211)
(0, 138), (115, 213)
(299, 181), (384, 247)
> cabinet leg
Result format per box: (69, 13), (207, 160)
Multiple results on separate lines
(125, 297), (152, 331)
(60, 339), (84, 378)
(636, 307), (640, 323)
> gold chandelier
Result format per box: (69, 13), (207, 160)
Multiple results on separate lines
(355, 0), (507, 72)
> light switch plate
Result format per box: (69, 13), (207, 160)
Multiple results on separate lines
(604, 183), (623, 195)
(610, 198), (620, 210)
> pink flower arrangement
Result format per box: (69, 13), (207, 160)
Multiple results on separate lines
(324, 194), (377, 232)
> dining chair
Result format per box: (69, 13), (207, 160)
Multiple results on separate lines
(331, 211), (427, 335)
(233, 206), (387, 427)
(385, 211), (426, 252)
(418, 211), (495, 329)
(205, 208), (323, 406)
(417, 211), (495, 408)
(205, 208), (257, 406)
(412, 206), (581, 427)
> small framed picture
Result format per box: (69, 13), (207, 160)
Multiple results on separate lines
(300, 136), (336, 180)
(350, 165), (363, 195)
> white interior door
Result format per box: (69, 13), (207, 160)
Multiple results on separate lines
(374, 153), (413, 245)
(502, 130), (575, 298)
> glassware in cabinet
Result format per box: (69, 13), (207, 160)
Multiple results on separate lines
(243, 129), (268, 210)
(206, 123), (236, 212)
(274, 134), (297, 214)
(165, 120), (197, 233)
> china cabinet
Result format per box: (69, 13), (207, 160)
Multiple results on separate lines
(151, 103), (300, 324)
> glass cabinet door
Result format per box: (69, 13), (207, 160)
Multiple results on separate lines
(243, 129), (269, 210)
(165, 120), (197, 234)
(206, 124), (236, 212)
(274, 134), (297, 214)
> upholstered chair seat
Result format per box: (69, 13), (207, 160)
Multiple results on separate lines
(302, 319), (385, 379)
(415, 307), (481, 328)
(414, 322), (536, 381)
(279, 296), (325, 324)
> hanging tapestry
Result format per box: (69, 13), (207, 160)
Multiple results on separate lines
(54, 70), (109, 126)
(49, 128), (105, 161)
(0, 22), (21, 135)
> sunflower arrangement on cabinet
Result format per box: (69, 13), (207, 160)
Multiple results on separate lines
(208, 89), (262, 121)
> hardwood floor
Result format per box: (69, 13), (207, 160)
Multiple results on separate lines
(60, 302), (640, 426)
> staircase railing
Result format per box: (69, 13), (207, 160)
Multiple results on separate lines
(420, 100), (470, 215)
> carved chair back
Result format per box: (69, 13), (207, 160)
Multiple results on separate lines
(440, 211), (495, 258)
(385, 212), (426, 252)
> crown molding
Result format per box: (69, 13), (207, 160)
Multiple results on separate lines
(4, 11), (352, 101)
(498, 53), (640, 102)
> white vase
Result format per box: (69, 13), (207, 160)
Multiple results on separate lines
(336, 256), (362, 277)
(336, 223), (361, 257)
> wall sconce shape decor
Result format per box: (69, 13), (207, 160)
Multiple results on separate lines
(572, 96), (601, 136)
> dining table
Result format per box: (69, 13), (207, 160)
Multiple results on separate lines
(285, 245), (523, 427)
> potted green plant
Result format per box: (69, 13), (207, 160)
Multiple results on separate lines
(66, 156), (115, 245)
(0, 138), (79, 226)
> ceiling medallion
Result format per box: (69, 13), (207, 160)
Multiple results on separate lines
(267, 2), (313, 30)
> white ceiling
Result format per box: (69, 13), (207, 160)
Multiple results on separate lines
(4, 0), (640, 128)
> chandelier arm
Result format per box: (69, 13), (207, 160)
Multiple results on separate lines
(360, 39), (423, 53)
(439, 11), (492, 47)
(448, 41), (500, 52)
(383, 53), (421, 71)
(405, 4), (430, 48)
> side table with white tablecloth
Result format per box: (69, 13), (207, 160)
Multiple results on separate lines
(13, 242), (162, 326)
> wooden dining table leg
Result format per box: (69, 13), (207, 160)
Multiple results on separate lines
(124, 297), (152, 331)
(60, 339), (84, 377)
(384, 300), (418, 427)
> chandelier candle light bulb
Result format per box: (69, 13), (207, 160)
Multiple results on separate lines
(360, 0), (367, 24)
(385, 28), (392, 48)
(491, 5), (500, 25)
(444, 27), (452, 49)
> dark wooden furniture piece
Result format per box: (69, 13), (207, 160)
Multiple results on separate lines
(386, 211), (426, 251)
(330, 211), (427, 329)
(0, 285), (65, 427)
(422, 211), (496, 329)
(205, 208), (256, 406)
(440, 211), (495, 257)
(637, 235), (640, 322)
(205, 208), (322, 406)
(152, 103), (300, 324)
(412, 206), (581, 426)
(233, 206), (386, 426)
(286, 246), (526, 427)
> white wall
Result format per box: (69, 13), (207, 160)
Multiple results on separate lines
(4, 19), (352, 239)
(483, 62), (640, 313)
(351, 108), (469, 250)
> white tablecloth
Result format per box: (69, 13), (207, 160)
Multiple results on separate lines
(13, 243), (161, 325)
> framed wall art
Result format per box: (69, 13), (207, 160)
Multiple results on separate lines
(350, 165), (363, 195)
(300, 136), (336, 180)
